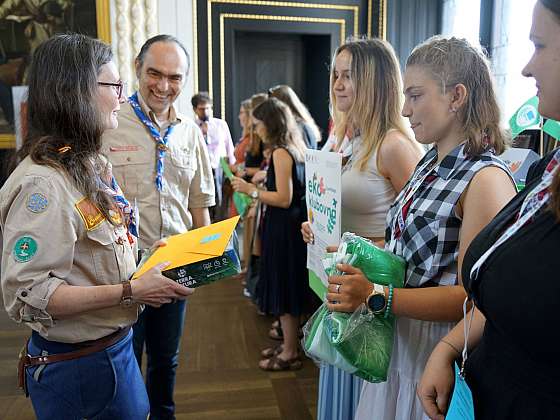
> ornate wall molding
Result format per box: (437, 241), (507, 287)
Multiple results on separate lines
(116, 0), (132, 87)
(193, 0), (386, 124)
(113, 0), (159, 91)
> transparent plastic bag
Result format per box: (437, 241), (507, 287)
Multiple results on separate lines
(336, 232), (406, 288)
(325, 305), (394, 382)
(303, 232), (407, 382)
(302, 303), (358, 374)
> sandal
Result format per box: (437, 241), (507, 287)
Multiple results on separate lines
(261, 345), (302, 359)
(259, 355), (303, 371)
(268, 323), (304, 341)
(261, 344), (283, 358)
(268, 324), (284, 340)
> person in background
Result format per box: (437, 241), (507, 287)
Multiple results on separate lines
(418, 2), (560, 419)
(241, 93), (268, 299)
(329, 36), (517, 420)
(192, 91), (236, 221)
(232, 99), (253, 181)
(102, 35), (215, 420)
(244, 93), (268, 180)
(0, 34), (193, 420)
(232, 98), (315, 371)
(269, 84), (321, 149)
(301, 37), (424, 420)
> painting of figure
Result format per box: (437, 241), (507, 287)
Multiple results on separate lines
(0, 0), (102, 137)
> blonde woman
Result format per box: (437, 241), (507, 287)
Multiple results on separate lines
(269, 84), (321, 149)
(301, 38), (423, 419)
(328, 36), (517, 419)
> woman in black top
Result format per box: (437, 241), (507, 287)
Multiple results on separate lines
(418, 1), (560, 419)
(232, 98), (314, 371)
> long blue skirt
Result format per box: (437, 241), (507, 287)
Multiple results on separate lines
(318, 363), (363, 420)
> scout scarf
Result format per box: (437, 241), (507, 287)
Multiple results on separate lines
(128, 92), (175, 191)
(470, 148), (560, 282)
(98, 174), (139, 243)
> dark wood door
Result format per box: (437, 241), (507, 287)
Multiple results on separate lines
(232, 32), (304, 142)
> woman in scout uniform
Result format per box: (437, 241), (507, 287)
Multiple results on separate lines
(418, 2), (560, 419)
(0, 34), (192, 420)
(300, 38), (423, 420)
(327, 36), (518, 419)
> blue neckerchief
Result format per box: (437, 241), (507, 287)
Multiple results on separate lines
(97, 175), (139, 239)
(128, 92), (175, 191)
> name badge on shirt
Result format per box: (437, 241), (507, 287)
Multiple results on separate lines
(446, 362), (475, 420)
(109, 145), (140, 152)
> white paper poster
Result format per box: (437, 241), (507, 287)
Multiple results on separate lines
(499, 147), (540, 187)
(305, 149), (342, 298)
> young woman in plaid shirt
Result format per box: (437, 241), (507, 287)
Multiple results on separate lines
(327, 37), (518, 419)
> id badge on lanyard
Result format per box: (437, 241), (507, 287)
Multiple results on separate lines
(446, 298), (475, 420)
(469, 149), (560, 282)
(388, 156), (437, 252)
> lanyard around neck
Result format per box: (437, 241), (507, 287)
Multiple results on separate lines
(469, 149), (560, 283)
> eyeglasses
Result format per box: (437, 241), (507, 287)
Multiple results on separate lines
(98, 81), (127, 100)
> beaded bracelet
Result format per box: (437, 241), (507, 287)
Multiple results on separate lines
(383, 284), (394, 318)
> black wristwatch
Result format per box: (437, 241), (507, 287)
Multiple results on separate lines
(366, 283), (386, 314)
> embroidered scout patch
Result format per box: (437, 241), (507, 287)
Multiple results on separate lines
(13, 236), (38, 263)
(26, 193), (48, 213)
(75, 198), (105, 230)
(108, 208), (122, 225)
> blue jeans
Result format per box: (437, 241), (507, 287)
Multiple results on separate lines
(26, 329), (149, 420)
(133, 299), (187, 420)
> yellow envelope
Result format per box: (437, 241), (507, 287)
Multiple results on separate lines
(132, 216), (240, 279)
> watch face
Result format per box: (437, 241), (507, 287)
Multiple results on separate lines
(121, 297), (133, 308)
(368, 294), (386, 312)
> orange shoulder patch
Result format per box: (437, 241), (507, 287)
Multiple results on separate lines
(75, 198), (105, 230)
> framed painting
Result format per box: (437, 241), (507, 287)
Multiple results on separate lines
(0, 0), (111, 149)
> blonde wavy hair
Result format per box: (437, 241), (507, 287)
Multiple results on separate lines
(330, 37), (413, 171)
(406, 35), (508, 156)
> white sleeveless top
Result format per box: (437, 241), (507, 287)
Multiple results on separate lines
(340, 136), (396, 238)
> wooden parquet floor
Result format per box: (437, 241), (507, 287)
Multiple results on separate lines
(0, 276), (319, 420)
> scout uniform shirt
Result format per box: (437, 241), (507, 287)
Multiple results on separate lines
(0, 156), (139, 343)
(102, 93), (215, 249)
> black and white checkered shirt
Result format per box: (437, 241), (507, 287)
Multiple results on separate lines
(385, 143), (512, 287)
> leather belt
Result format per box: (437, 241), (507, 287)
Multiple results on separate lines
(18, 327), (130, 395)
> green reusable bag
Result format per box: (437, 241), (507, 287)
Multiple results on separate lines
(220, 157), (253, 217)
(302, 304), (359, 374)
(324, 233), (406, 382)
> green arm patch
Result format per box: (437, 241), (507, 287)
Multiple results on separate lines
(13, 236), (38, 263)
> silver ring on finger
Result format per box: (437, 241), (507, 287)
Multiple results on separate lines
(335, 284), (341, 294)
